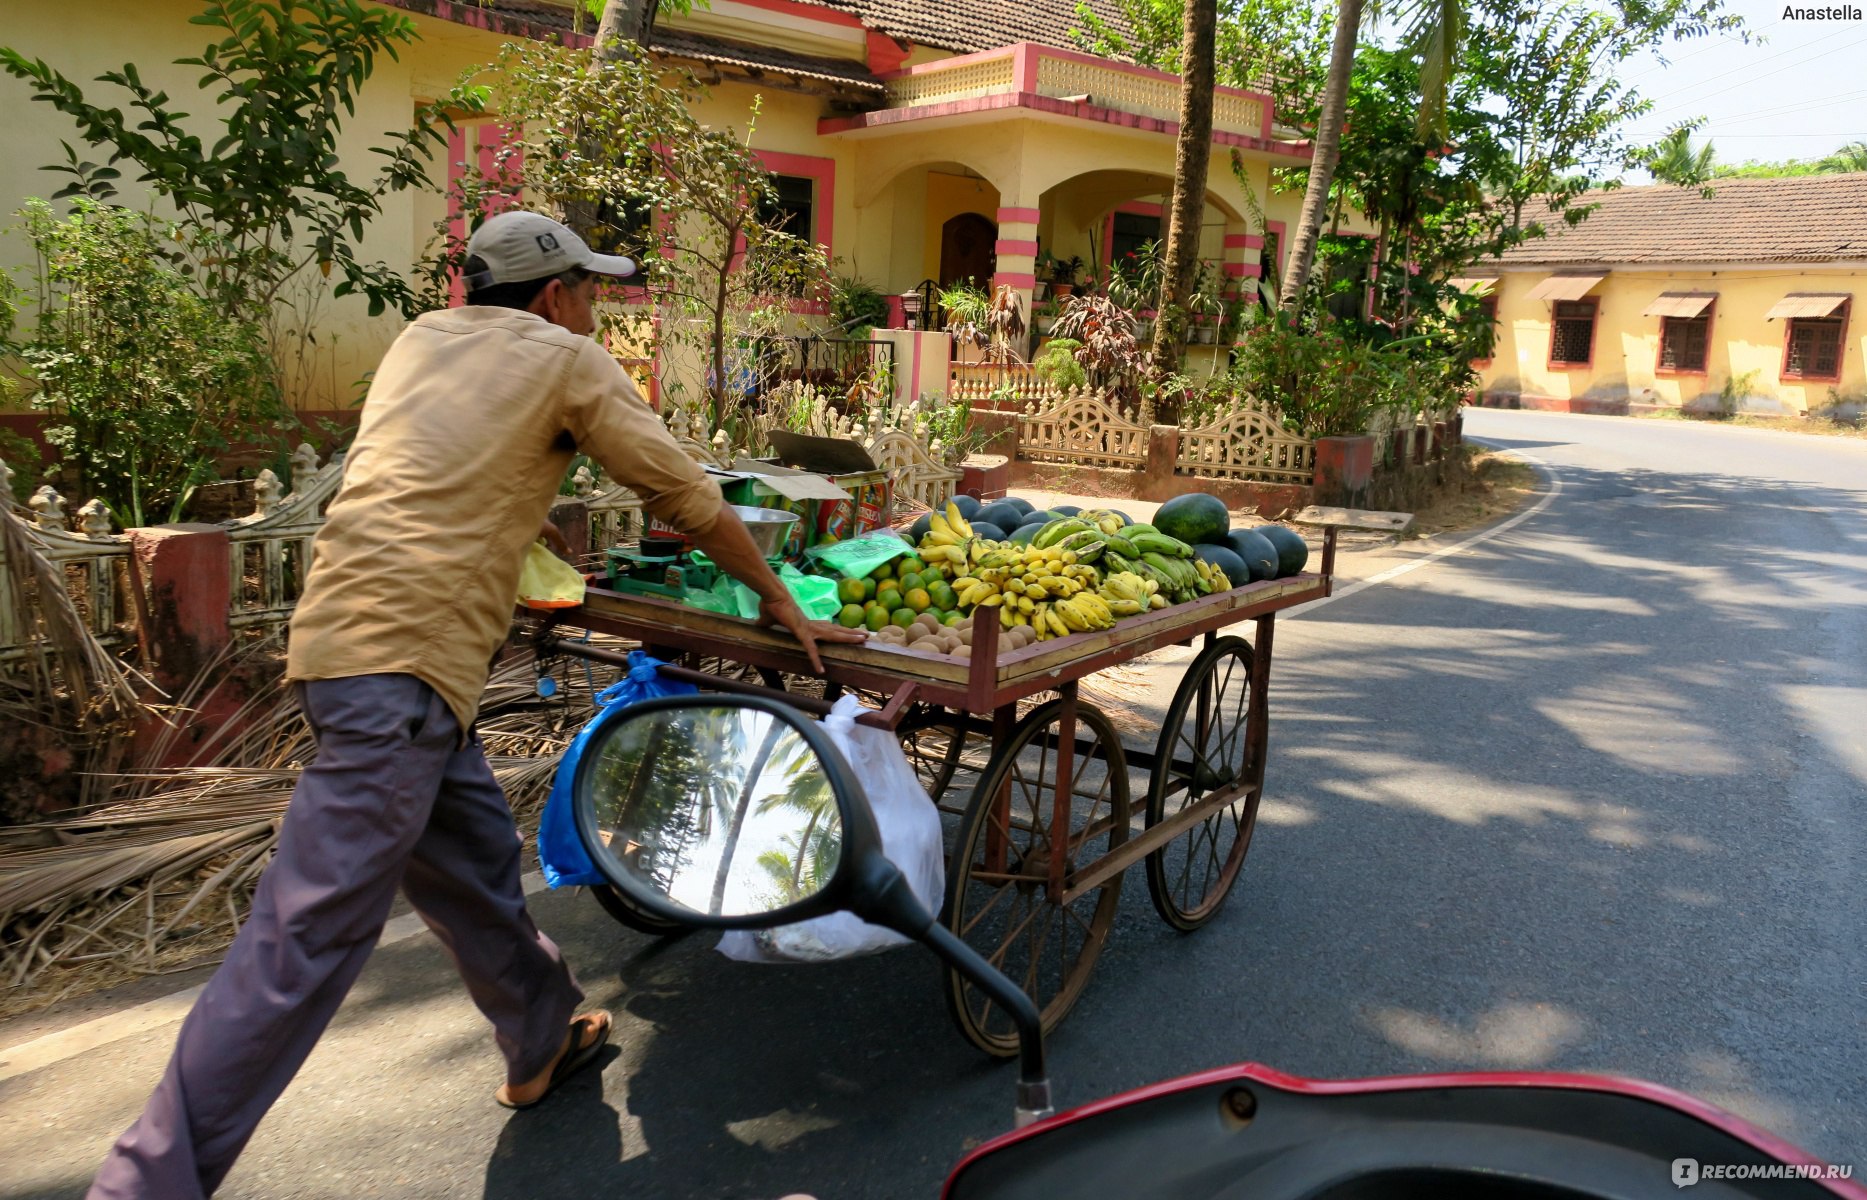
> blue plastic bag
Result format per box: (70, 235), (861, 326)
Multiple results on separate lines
(536, 650), (697, 888)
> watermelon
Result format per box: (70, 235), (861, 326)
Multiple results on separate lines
(1194, 544), (1251, 588)
(971, 520), (1009, 542)
(975, 501), (1025, 531)
(1008, 521), (1047, 546)
(909, 513), (933, 542)
(1254, 525), (1309, 578)
(1222, 529), (1278, 582)
(951, 495), (982, 519)
(1051, 504), (1082, 516)
(1003, 496), (1037, 516)
(1155, 493), (1231, 545)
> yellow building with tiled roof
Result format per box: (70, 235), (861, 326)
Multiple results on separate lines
(1470, 175), (1867, 416)
(1, 0), (1326, 418)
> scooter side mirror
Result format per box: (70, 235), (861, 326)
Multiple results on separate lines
(572, 694), (875, 927)
(572, 693), (1053, 1126)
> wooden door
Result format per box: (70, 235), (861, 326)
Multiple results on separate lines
(939, 213), (998, 288)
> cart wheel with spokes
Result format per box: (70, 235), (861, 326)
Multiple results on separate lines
(896, 706), (996, 814)
(1145, 636), (1262, 931)
(590, 882), (687, 936)
(942, 697), (1131, 1057)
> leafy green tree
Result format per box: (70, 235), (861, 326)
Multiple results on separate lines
(436, 39), (828, 434)
(1, 0), (476, 323)
(11, 200), (278, 526)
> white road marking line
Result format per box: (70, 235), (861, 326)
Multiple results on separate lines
(1285, 441), (1561, 620)
(0, 871), (550, 1083)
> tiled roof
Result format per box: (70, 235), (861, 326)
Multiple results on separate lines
(647, 29), (886, 91)
(1497, 174), (1867, 266)
(806, 0), (1132, 54)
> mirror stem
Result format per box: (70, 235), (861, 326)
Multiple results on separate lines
(849, 857), (1053, 1128)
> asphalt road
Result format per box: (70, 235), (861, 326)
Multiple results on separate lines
(3, 410), (1864, 1198)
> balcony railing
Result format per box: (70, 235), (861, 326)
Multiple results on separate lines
(877, 44), (1271, 141)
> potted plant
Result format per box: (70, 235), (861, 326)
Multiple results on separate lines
(1050, 255), (1084, 297)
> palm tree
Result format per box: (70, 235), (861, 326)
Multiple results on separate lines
(1648, 128), (1717, 186)
(1281, 0), (1467, 311)
(1150, 0), (1219, 381)
(1820, 141), (1867, 173)
(1278, 0), (1364, 310)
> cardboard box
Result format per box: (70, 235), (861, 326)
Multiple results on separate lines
(744, 431), (895, 551)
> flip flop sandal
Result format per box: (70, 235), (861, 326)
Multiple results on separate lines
(496, 1012), (612, 1111)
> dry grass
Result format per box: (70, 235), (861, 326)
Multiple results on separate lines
(1407, 450), (1540, 539)
(1637, 409), (1867, 439)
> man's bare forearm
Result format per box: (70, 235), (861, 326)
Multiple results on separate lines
(690, 502), (788, 602)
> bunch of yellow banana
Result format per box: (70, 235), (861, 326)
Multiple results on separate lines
(918, 502), (976, 565)
(1099, 571), (1169, 615)
(951, 550), (1101, 612)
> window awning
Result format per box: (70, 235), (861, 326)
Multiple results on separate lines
(1447, 275), (1499, 292)
(1764, 293), (1850, 320)
(1643, 292), (1716, 318)
(1526, 274), (1606, 302)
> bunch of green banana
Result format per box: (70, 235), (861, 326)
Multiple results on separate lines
(1136, 552), (1210, 604)
(1125, 528), (1196, 558)
(1098, 571), (1168, 614)
(1075, 509), (1128, 536)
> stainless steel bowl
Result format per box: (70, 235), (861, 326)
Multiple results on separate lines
(730, 504), (800, 557)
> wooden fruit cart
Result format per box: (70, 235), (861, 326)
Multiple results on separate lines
(540, 526), (1341, 1057)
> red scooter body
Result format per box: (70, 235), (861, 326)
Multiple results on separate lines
(946, 1065), (1863, 1200)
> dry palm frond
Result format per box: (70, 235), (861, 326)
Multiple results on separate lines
(0, 503), (141, 729)
(0, 635), (638, 1015)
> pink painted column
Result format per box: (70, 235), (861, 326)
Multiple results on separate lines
(994, 204), (1042, 359)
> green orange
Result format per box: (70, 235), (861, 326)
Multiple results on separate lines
(898, 571), (925, 594)
(905, 587), (932, 613)
(836, 603), (865, 628)
(890, 607), (917, 629)
(864, 604), (890, 632)
(836, 577), (867, 605)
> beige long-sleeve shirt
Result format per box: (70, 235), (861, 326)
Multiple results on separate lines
(286, 307), (721, 730)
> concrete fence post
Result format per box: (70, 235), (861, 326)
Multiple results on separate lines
(1144, 425), (1180, 499)
(129, 524), (231, 691)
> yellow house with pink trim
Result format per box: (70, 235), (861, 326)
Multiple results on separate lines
(1, 0), (1324, 419)
(1471, 176), (1867, 416)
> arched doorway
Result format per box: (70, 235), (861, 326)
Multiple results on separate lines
(939, 213), (997, 288)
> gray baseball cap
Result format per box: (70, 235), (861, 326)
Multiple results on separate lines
(463, 210), (637, 291)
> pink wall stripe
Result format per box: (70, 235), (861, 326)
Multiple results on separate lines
(1222, 233), (1264, 250)
(1223, 262), (1263, 278)
(994, 272), (1039, 289)
(995, 238), (1039, 256)
(997, 206), (1042, 225)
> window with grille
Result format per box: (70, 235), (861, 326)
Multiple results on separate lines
(1549, 299), (1596, 366)
(1784, 313), (1844, 379)
(587, 197), (654, 279)
(1658, 312), (1709, 372)
(759, 174), (817, 243)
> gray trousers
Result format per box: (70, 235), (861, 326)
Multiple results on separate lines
(89, 674), (583, 1199)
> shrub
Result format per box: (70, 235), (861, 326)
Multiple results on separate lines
(11, 200), (281, 527)
(1033, 338), (1088, 393)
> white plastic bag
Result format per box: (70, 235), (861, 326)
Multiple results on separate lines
(717, 694), (945, 963)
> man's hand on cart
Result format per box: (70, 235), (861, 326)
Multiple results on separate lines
(691, 502), (866, 674)
(756, 594), (866, 674)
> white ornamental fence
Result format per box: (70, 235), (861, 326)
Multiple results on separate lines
(1, 402), (962, 663)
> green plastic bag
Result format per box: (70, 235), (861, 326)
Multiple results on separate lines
(724, 563), (842, 622)
(807, 533), (911, 580)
